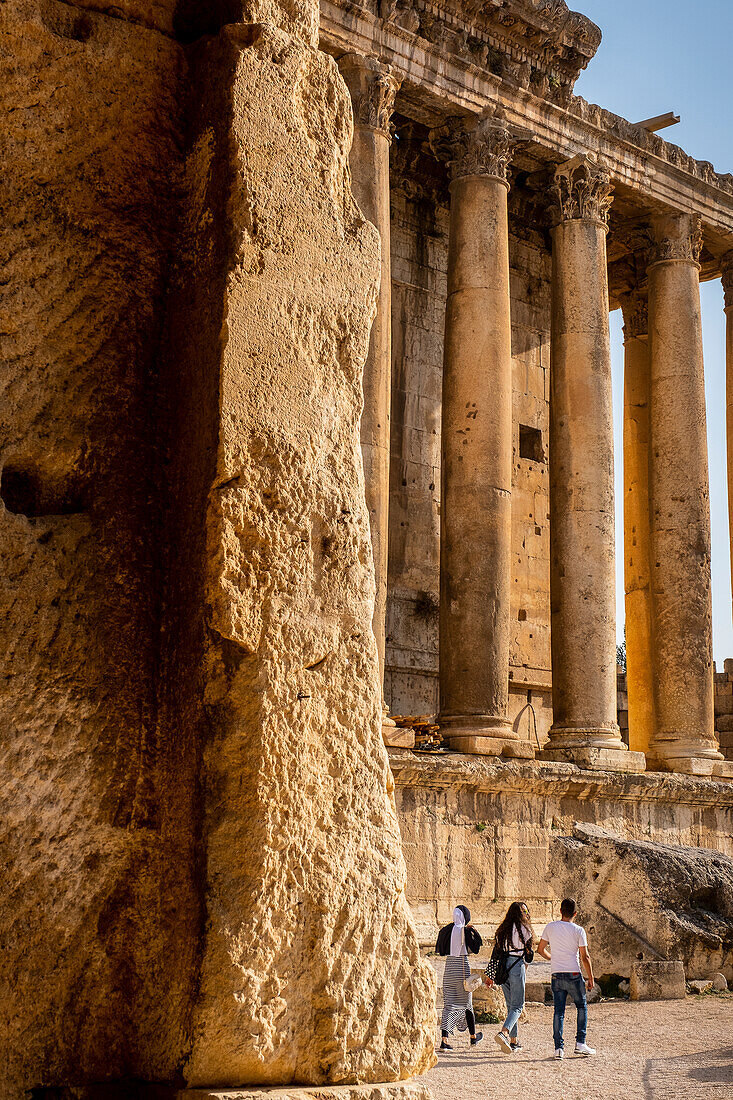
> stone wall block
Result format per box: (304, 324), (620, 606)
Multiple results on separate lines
(0, 1), (194, 1094)
(167, 26), (436, 1087)
(630, 960), (686, 1001)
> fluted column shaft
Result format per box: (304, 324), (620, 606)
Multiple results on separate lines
(430, 112), (530, 758)
(339, 55), (400, 713)
(647, 213), (721, 774)
(542, 156), (643, 772)
(621, 291), (655, 755)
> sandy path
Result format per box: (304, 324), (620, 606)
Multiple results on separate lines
(426, 995), (733, 1100)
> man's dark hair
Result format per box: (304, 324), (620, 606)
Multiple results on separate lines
(560, 898), (577, 918)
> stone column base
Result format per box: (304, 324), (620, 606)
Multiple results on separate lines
(178, 1084), (432, 1100)
(440, 714), (531, 757)
(646, 755), (731, 778)
(539, 744), (646, 772)
(446, 732), (535, 758)
(383, 721), (416, 749)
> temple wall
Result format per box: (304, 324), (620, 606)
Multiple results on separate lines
(386, 192), (553, 743)
(392, 752), (733, 948)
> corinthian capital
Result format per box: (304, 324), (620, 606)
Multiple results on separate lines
(429, 110), (515, 185)
(552, 155), (613, 226)
(721, 250), (733, 309)
(338, 54), (401, 140)
(648, 212), (703, 269)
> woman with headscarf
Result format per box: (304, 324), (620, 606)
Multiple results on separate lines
(435, 904), (484, 1051)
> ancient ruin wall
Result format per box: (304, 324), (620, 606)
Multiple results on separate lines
(386, 184), (553, 741)
(0, 0), (436, 1092)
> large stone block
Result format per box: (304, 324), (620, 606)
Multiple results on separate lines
(551, 824), (733, 982)
(629, 961), (686, 1001)
(0, 1), (193, 1094)
(161, 23), (436, 1088)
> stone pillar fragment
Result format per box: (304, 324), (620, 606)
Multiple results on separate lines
(541, 156), (644, 772)
(621, 290), (655, 756)
(429, 111), (532, 758)
(339, 55), (400, 735)
(646, 214), (724, 775)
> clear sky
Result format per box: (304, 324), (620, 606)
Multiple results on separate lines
(572, 0), (733, 664)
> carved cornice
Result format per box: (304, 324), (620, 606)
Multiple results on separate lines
(338, 54), (401, 140)
(379, 0), (600, 101)
(552, 154), (613, 226)
(429, 111), (516, 184)
(721, 251), (733, 310)
(620, 291), (648, 341)
(648, 213), (703, 270)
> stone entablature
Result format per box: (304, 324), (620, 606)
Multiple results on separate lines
(378, 0), (600, 106)
(321, 0), (733, 258)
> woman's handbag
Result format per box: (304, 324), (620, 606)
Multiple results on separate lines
(463, 972), (483, 993)
(485, 943), (509, 986)
(523, 942), (534, 964)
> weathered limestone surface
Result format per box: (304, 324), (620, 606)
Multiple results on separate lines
(178, 1085), (432, 1100)
(629, 960), (686, 1002)
(166, 21), (436, 1088)
(385, 133), (553, 747)
(432, 112), (521, 756)
(551, 824), (733, 981)
(621, 293), (655, 757)
(0, 1), (194, 1095)
(390, 751), (733, 946)
(544, 159), (628, 765)
(1, 0), (436, 1094)
(647, 213), (720, 775)
(339, 55), (399, 710)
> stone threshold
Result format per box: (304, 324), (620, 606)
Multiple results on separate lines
(177, 1084), (431, 1100)
(388, 747), (733, 806)
(34, 1084), (431, 1100)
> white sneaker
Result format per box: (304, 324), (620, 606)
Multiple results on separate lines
(554, 1049), (564, 1060)
(495, 1031), (512, 1054)
(575, 1042), (596, 1056)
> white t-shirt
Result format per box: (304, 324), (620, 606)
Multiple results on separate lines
(507, 926), (529, 956)
(541, 920), (587, 973)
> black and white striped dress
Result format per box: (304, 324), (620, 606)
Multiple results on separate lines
(440, 955), (472, 1033)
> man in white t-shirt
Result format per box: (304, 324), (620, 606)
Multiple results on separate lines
(537, 898), (596, 1059)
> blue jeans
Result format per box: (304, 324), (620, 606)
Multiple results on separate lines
(551, 973), (587, 1049)
(501, 959), (526, 1038)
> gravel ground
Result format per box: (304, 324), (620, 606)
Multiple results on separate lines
(426, 994), (733, 1100)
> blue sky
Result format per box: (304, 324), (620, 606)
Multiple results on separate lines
(572, 1), (733, 663)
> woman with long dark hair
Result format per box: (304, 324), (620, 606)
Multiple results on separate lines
(490, 901), (534, 1053)
(435, 904), (484, 1051)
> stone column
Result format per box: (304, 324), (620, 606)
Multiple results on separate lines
(541, 156), (644, 772)
(621, 290), (656, 756)
(646, 213), (725, 775)
(723, 252), (733, 641)
(339, 55), (400, 735)
(429, 111), (531, 758)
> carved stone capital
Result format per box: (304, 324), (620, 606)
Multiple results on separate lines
(620, 291), (649, 340)
(338, 54), (401, 141)
(648, 213), (703, 270)
(552, 155), (613, 226)
(429, 111), (516, 184)
(721, 250), (733, 310)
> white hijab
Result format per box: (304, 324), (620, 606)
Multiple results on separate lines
(450, 906), (467, 957)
